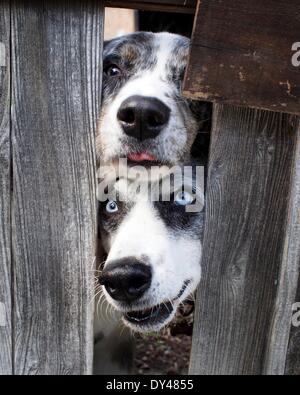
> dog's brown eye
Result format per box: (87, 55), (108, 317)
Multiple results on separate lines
(105, 65), (121, 77)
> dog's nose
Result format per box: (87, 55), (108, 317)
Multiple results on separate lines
(117, 96), (170, 141)
(99, 260), (152, 303)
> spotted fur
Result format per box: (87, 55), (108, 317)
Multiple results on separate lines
(97, 32), (210, 168)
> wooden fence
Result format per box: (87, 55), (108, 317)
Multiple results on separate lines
(0, 0), (104, 375)
(0, 0), (299, 375)
(185, 0), (300, 375)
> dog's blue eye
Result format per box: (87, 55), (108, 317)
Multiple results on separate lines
(175, 191), (194, 206)
(106, 200), (118, 214)
(106, 65), (121, 77)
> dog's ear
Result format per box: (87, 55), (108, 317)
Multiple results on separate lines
(103, 40), (110, 49)
(103, 40), (112, 53)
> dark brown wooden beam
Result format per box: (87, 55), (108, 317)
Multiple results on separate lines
(184, 0), (300, 115)
(104, 0), (197, 14)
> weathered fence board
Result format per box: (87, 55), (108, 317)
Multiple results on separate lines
(190, 105), (299, 375)
(105, 0), (197, 13)
(264, 119), (300, 375)
(10, 0), (103, 375)
(0, 2), (12, 376)
(285, 285), (300, 375)
(284, 122), (300, 375)
(184, 0), (300, 115)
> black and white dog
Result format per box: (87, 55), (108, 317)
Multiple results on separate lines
(97, 32), (210, 168)
(95, 32), (208, 340)
(94, 168), (204, 374)
(98, 169), (204, 333)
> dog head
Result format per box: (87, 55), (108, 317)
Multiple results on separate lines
(97, 32), (209, 167)
(98, 167), (204, 333)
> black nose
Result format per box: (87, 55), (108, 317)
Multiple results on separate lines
(99, 259), (152, 303)
(117, 95), (170, 141)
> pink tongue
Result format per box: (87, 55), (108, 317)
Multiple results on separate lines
(128, 152), (157, 162)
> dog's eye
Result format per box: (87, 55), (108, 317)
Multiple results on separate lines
(105, 64), (122, 77)
(106, 200), (119, 214)
(174, 191), (195, 206)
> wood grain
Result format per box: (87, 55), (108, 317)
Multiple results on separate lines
(0, 2), (12, 376)
(264, 119), (300, 375)
(184, 0), (300, 115)
(11, 0), (103, 375)
(105, 0), (197, 13)
(285, 287), (300, 375)
(190, 105), (299, 375)
(284, 120), (300, 376)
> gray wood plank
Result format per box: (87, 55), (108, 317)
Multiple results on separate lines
(190, 105), (299, 375)
(284, 121), (300, 375)
(11, 0), (103, 375)
(285, 287), (300, 375)
(0, 2), (12, 376)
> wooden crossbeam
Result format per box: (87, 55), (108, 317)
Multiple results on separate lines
(105, 0), (197, 13)
(184, 0), (300, 115)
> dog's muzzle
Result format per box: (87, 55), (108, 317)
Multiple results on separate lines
(117, 95), (170, 141)
(100, 258), (152, 304)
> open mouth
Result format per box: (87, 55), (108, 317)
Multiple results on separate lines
(122, 281), (192, 330)
(124, 301), (174, 328)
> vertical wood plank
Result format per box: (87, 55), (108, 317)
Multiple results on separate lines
(284, 121), (300, 375)
(190, 105), (299, 375)
(0, 2), (12, 376)
(11, 0), (103, 375)
(285, 285), (300, 375)
(264, 119), (300, 374)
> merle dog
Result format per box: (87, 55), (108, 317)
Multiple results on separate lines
(97, 32), (209, 168)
